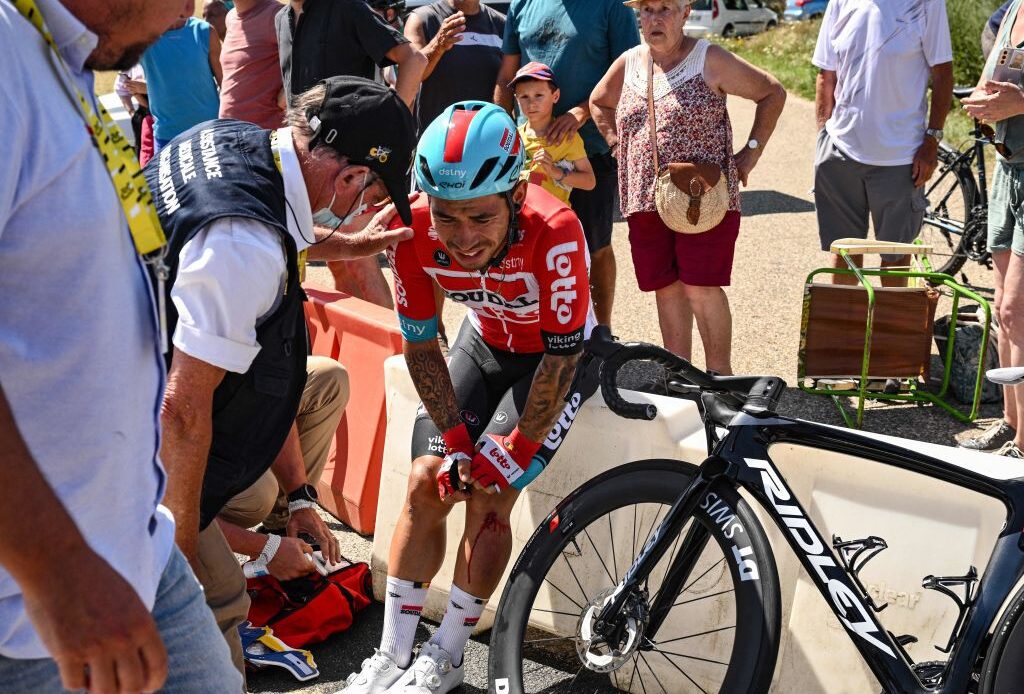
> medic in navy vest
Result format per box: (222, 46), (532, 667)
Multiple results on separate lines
(143, 118), (306, 529)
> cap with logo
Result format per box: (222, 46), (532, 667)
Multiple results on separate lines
(508, 61), (558, 89)
(306, 75), (416, 224)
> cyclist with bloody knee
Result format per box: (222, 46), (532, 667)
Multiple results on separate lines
(340, 101), (594, 694)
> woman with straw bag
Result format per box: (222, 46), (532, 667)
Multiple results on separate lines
(591, 0), (785, 374)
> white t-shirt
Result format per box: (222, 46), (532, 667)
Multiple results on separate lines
(812, 0), (953, 166)
(171, 128), (313, 373)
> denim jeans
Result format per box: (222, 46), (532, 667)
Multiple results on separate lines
(0, 548), (244, 693)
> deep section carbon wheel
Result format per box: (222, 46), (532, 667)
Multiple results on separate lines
(488, 460), (781, 693)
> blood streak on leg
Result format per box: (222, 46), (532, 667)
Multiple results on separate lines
(467, 511), (511, 584)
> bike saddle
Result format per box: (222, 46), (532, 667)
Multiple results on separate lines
(953, 85), (975, 100)
(987, 367), (1024, 386)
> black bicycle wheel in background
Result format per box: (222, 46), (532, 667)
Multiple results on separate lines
(920, 143), (979, 277)
(488, 460), (781, 693)
(979, 582), (1024, 693)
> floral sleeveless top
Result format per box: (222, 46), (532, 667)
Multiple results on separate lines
(615, 40), (741, 217)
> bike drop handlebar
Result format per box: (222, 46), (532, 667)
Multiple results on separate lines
(587, 325), (786, 423)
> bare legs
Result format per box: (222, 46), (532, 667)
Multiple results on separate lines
(328, 257), (393, 309)
(589, 246), (617, 327)
(388, 456), (518, 598)
(829, 252), (911, 288)
(654, 281), (733, 375)
(995, 251), (1024, 447)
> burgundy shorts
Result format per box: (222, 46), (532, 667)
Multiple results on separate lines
(626, 210), (741, 291)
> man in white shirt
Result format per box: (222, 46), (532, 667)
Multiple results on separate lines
(813, 0), (953, 286)
(145, 76), (417, 673)
(0, 0), (247, 691)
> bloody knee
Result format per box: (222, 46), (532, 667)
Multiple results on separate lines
(405, 456), (451, 523)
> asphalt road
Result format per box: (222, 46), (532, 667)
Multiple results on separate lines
(255, 92), (1001, 693)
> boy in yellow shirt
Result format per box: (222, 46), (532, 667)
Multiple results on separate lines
(510, 62), (595, 204)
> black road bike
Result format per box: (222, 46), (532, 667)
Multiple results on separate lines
(488, 327), (1024, 693)
(919, 87), (996, 278)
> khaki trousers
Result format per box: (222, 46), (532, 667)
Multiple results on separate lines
(219, 356), (349, 529)
(197, 356), (349, 677)
(195, 522), (250, 677)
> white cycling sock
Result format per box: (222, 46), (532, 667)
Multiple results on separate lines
(428, 584), (486, 667)
(380, 576), (428, 669)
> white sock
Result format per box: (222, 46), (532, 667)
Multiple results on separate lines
(428, 584), (486, 667)
(380, 576), (428, 669)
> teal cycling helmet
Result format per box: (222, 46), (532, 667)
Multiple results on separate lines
(415, 101), (525, 201)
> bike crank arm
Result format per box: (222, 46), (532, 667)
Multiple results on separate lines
(592, 459), (726, 637)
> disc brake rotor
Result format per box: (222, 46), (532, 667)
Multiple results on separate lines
(575, 587), (646, 673)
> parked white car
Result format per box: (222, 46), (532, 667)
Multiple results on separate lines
(685, 0), (778, 37)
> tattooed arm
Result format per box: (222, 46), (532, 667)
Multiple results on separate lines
(516, 353), (581, 442)
(404, 339), (461, 434)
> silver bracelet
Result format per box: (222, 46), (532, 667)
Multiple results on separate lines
(287, 499), (319, 514)
(259, 532), (282, 565)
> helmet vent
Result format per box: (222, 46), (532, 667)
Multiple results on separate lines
(418, 155), (437, 189)
(496, 154), (520, 183)
(470, 156), (500, 190)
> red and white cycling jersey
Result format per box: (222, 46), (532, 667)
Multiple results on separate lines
(387, 185), (596, 354)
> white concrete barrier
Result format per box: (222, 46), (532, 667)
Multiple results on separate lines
(372, 356), (1023, 692)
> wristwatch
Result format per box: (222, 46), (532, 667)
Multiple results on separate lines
(747, 139), (760, 150)
(287, 483), (319, 504)
(925, 128), (944, 143)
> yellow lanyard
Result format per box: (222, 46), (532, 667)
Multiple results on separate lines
(13, 0), (167, 258)
(269, 130), (308, 283)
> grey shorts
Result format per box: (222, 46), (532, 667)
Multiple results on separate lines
(814, 129), (927, 261)
(988, 160), (1024, 256)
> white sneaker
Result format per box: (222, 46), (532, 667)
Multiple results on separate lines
(387, 642), (464, 693)
(337, 650), (406, 694)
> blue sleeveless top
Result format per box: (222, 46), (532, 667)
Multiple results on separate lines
(140, 18), (220, 141)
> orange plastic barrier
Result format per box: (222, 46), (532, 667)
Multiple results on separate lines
(303, 286), (404, 534)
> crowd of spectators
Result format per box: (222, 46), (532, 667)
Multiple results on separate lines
(9, 0), (1024, 691)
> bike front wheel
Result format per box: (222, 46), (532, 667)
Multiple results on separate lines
(488, 460), (781, 693)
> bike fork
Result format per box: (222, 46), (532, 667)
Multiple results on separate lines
(593, 458), (728, 637)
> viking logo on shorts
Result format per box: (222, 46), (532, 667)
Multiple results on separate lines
(460, 410), (480, 427)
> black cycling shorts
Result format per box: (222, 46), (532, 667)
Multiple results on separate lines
(411, 320), (543, 460)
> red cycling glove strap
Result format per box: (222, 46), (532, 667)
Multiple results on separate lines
(504, 427), (542, 467)
(442, 422), (474, 456)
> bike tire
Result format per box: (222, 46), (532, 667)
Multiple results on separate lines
(979, 582), (1024, 694)
(920, 144), (979, 277)
(488, 460), (781, 694)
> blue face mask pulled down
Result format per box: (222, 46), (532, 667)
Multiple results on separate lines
(312, 173), (369, 230)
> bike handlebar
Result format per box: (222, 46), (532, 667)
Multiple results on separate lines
(587, 326), (786, 424)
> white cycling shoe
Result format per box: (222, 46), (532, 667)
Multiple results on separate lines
(387, 642), (464, 693)
(338, 650), (406, 694)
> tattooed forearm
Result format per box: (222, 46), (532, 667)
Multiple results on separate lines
(517, 353), (580, 442)
(404, 339), (461, 432)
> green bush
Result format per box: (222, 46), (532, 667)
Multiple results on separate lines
(948, 0), (1002, 87)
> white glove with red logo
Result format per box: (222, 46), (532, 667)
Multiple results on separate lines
(437, 423), (475, 499)
(470, 428), (543, 492)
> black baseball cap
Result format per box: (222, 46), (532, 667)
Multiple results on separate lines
(306, 76), (416, 224)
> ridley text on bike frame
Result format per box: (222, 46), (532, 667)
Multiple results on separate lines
(599, 411), (1024, 694)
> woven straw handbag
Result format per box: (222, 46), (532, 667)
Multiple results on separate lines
(647, 54), (729, 234)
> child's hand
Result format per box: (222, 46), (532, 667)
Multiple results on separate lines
(533, 149), (559, 178)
